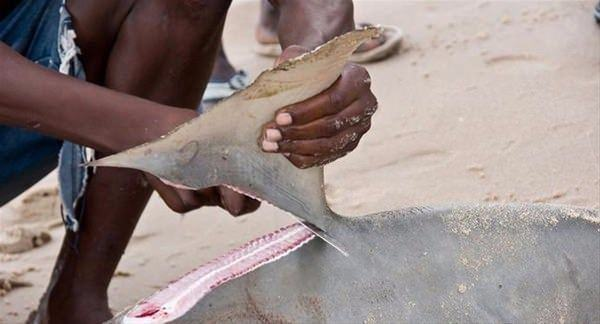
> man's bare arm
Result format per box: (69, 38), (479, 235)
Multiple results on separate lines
(0, 43), (196, 153)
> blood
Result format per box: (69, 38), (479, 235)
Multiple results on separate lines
(133, 306), (161, 318)
(125, 223), (315, 322)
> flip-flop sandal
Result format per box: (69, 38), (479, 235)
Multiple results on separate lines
(253, 41), (281, 58)
(201, 70), (250, 109)
(350, 24), (403, 63)
(253, 24), (403, 63)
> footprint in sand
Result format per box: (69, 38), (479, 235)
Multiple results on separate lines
(533, 191), (567, 203)
(113, 270), (132, 278)
(0, 187), (61, 254)
(392, 148), (454, 170)
(0, 227), (51, 254)
(15, 187), (62, 228)
(349, 148), (455, 179)
(352, 148), (453, 174)
(0, 269), (34, 297)
(484, 54), (557, 74)
(130, 232), (157, 243)
(467, 164), (487, 179)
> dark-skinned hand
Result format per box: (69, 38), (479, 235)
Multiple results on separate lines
(260, 46), (378, 168)
(146, 45), (377, 216)
(142, 110), (260, 217)
(146, 174), (260, 216)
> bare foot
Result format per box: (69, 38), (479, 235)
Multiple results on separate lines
(0, 271), (33, 297)
(256, 0), (279, 45)
(255, 23), (279, 45)
(0, 226), (51, 254)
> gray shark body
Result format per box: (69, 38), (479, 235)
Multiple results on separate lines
(99, 29), (600, 323)
(177, 205), (599, 323)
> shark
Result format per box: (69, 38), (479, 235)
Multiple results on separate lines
(95, 28), (600, 323)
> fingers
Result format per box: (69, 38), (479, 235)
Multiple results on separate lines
(275, 45), (309, 66)
(146, 174), (219, 214)
(277, 119), (371, 156)
(277, 94), (376, 141)
(218, 186), (245, 216)
(146, 175), (185, 212)
(218, 186), (261, 216)
(145, 175), (261, 216)
(286, 150), (351, 169)
(259, 62), (376, 168)
(273, 63), (372, 126)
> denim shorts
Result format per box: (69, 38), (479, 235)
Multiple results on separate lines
(1, 0), (89, 231)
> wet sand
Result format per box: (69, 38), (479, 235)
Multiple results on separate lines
(1, 1), (598, 322)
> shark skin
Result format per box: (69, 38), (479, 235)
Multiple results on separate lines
(98, 28), (600, 323)
(89, 27), (381, 233)
(175, 204), (599, 323)
(110, 205), (600, 323)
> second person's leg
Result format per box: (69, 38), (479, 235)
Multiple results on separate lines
(41, 1), (231, 323)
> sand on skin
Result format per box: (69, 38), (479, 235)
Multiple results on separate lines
(0, 1), (599, 322)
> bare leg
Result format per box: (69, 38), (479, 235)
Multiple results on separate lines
(256, 0), (279, 45)
(207, 0), (278, 102)
(210, 0), (279, 87)
(38, 1), (231, 323)
(43, 168), (152, 323)
(255, 0), (384, 52)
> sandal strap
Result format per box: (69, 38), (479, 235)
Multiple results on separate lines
(202, 70), (250, 102)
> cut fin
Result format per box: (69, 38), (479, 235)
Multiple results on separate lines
(86, 28), (380, 231)
(300, 221), (349, 257)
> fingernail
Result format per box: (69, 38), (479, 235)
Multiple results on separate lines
(262, 140), (278, 152)
(276, 113), (292, 126)
(265, 128), (282, 141)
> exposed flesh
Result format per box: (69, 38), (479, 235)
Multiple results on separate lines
(175, 205), (600, 323)
(120, 223), (314, 323)
(111, 205), (599, 323)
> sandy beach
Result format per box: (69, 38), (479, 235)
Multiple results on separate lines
(1, 1), (599, 322)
